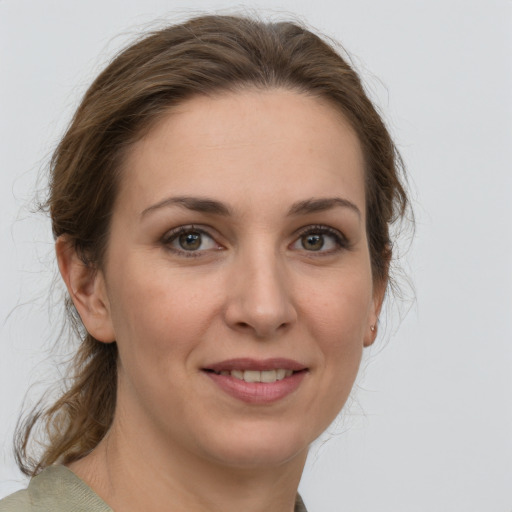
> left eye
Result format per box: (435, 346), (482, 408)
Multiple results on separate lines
(290, 227), (345, 253)
(164, 227), (218, 253)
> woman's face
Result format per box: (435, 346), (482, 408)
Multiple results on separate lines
(90, 89), (382, 469)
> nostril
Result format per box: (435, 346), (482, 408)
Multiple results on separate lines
(234, 320), (291, 335)
(225, 295), (297, 338)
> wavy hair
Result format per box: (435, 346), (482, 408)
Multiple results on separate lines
(15, 14), (410, 476)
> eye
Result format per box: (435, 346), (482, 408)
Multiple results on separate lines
(162, 226), (220, 255)
(290, 225), (348, 254)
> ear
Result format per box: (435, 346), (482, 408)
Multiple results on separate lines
(363, 278), (387, 348)
(56, 236), (116, 343)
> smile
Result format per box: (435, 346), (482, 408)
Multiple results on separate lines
(212, 369), (294, 383)
(203, 358), (308, 404)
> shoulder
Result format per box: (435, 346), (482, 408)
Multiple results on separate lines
(0, 489), (32, 512)
(0, 466), (112, 512)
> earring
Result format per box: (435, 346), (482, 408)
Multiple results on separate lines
(370, 324), (376, 332)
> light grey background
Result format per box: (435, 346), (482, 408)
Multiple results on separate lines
(1, 0), (511, 510)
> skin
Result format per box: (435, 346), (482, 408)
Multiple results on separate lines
(58, 89), (384, 512)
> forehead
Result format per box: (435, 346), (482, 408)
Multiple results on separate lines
(117, 89), (366, 219)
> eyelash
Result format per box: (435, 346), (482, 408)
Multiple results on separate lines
(161, 225), (219, 258)
(161, 224), (350, 257)
(292, 225), (350, 255)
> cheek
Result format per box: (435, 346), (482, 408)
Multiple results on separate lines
(107, 261), (222, 364)
(107, 271), (211, 418)
(303, 268), (373, 341)
(300, 268), (373, 387)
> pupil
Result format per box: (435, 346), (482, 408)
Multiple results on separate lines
(179, 232), (201, 250)
(303, 234), (323, 251)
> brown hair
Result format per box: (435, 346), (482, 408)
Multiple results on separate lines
(15, 14), (409, 476)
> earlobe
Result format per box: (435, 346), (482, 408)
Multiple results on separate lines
(364, 322), (378, 347)
(363, 280), (387, 347)
(56, 236), (116, 343)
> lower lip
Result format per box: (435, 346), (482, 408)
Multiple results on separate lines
(205, 371), (307, 404)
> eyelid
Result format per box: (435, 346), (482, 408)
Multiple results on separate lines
(161, 224), (223, 257)
(290, 224), (350, 253)
(160, 223), (350, 258)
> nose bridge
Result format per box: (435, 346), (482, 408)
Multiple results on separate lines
(225, 238), (296, 338)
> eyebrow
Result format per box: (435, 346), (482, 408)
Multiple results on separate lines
(141, 195), (361, 219)
(286, 197), (361, 218)
(141, 196), (232, 218)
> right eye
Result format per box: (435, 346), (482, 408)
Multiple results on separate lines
(162, 226), (220, 256)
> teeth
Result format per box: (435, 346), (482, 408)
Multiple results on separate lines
(276, 369), (286, 380)
(261, 370), (277, 383)
(243, 370), (260, 383)
(222, 369), (295, 383)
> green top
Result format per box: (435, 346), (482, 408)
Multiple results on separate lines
(0, 466), (308, 511)
(0, 466), (111, 512)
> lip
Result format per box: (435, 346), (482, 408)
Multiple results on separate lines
(204, 358), (307, 373)
(203, 358), (308, 404)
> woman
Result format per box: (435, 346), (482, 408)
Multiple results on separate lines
(1, 14), (409, 512)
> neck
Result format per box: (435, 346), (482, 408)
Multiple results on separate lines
(69, 417), (307, 512)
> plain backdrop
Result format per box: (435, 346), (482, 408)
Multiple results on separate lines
(1, 1), (511, 510)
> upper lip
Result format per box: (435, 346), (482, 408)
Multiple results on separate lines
(204, 358), (307, 372)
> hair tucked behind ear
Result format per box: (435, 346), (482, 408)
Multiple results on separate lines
(15, 13), (410, 476)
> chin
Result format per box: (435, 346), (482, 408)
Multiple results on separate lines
(197, 420), (312, 470)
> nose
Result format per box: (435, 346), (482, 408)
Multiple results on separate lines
(223, 248), (297, 339)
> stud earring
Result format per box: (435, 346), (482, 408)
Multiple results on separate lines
(370, 324), (376, 332)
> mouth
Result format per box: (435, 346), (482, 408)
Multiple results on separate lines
(204, 368), (296, 383)
(202, 358), (308, 403)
